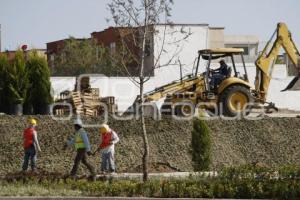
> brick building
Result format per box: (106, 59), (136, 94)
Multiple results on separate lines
(46, 24), (259, 77)
(91, 26), (154, 76)
(46, 38), (89, 69)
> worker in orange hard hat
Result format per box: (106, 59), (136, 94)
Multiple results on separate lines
(22, 118), (41, 172)
(94, 124), (119, 174)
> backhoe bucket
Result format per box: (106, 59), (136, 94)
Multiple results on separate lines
(282, 57), (300, 91)
(281, 76), (300, 91)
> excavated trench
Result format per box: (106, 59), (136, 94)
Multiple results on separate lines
(0, 115), (300, 177)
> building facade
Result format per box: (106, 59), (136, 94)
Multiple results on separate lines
(224, 35), (259, 63)
(46, 38), (89, 69)
(46, 24), (259, 77)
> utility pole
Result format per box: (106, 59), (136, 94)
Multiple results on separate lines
(0, 24), (2, 52)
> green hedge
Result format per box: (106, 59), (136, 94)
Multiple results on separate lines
(2, 165), (300, 199)
(26, 51), (53, 114)
(0, 50), (52, 114)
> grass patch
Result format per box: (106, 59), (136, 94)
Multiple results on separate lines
(0, 183), (82, 196)
(2, 165), (300, 198)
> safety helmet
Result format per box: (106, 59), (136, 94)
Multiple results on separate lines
(99, 124), (110, 134)
(73, 118), (83, 126)
(28, 118), (37, 126)
(219, 59), (225, 64)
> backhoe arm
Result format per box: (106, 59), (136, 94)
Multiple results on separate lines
(255, 23), (300, 101)
(142, 75), (203, 102)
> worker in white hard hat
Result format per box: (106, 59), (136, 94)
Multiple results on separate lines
(94, 124), (119, 174)
(64, 118), (96, 180)
(22, 118), (41, 172)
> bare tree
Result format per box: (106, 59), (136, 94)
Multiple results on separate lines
(107, 0), (191, 181)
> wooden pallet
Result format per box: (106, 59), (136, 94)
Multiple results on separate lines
(108, 104), (117, 113)
(101, 96), (115, 104)
(85, 108), (96, 116)
(72, 92), (83, 114)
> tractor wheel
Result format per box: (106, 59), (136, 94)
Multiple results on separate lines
(219, 85), (252, 117)
(160, 103), (172, 115)
(174, 102), (195, 117)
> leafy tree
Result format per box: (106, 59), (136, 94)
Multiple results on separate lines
(191, 117), (211, 171)
(108, 0), (190, 181)
(52, 37), (121, 76)
(26, 51), (53, 114)
(0, 54), (10, 113)
(7, 50), (29, 107)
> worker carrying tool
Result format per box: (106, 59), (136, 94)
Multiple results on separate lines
(22, 118), (41, 172)
(93, 124), (119, 174)
(64, 118), (96, 180)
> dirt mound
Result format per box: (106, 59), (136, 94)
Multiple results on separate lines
(0, 115), (300, 175)
(207, 118), (300, 169)
(0, 115), (193, 175)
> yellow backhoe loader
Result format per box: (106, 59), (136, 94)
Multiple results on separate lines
(136, 22), (300, 117)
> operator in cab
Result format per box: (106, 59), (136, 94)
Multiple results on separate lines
(210, 59), (230, 90)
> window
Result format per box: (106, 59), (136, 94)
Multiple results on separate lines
(233, 46), (249, 55)
(110, 42), (116, 54)
(145, 39), (151, 57)
(50, 54), (55, 62)
(50, 54), (55, 68)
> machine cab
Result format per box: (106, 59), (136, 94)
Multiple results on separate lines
(194, 48), (249, 93)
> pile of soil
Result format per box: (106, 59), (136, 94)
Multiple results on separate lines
(0, 115), (193, 175)
(0, 115), (300, 175)
(207, 118), (300, 169)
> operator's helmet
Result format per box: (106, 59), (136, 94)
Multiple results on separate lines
(219, 59), (226, 65)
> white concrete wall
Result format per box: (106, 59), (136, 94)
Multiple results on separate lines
(236, 64), (300, 111)
(208, 28), (224, 48)
(51, 64), (300, 112)
(151, 25), (208, 87)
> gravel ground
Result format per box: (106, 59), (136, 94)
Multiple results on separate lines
(0, 115), (300, 175)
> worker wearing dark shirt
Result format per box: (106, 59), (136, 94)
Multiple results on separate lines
(210, 59), (229, 89)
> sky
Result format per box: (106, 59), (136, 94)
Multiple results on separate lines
(0, 0), (299, 50)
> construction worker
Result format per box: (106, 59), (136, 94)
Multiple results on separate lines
(210, 59), (230, 89)
(22, 118), (41, 172)
(94, 124), (119, 173)
(65, 118), (96, 180)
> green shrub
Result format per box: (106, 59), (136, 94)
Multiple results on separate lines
(191, 117), (211, 171)
(0, 54), (10, 113)
(7, 50), (29, 106)
(26, 51), (53, 114)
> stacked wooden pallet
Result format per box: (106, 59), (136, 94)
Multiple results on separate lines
(83, 92), (100, 116)
(55, 88), (117, 116)
(101, 96), (118, 113)
(71, 92), (83, 115)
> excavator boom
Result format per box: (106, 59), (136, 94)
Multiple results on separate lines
(143, 75), (202, 102)
(255, 23), (300, 101)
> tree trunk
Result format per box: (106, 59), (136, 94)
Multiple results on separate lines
(11, 104), (23, 115)
(140, 7), (150, 180)
(140, 80), (149, 182)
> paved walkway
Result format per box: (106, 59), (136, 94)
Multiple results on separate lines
(0, 197), (267, 200)
(95, 172), (217, 180)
